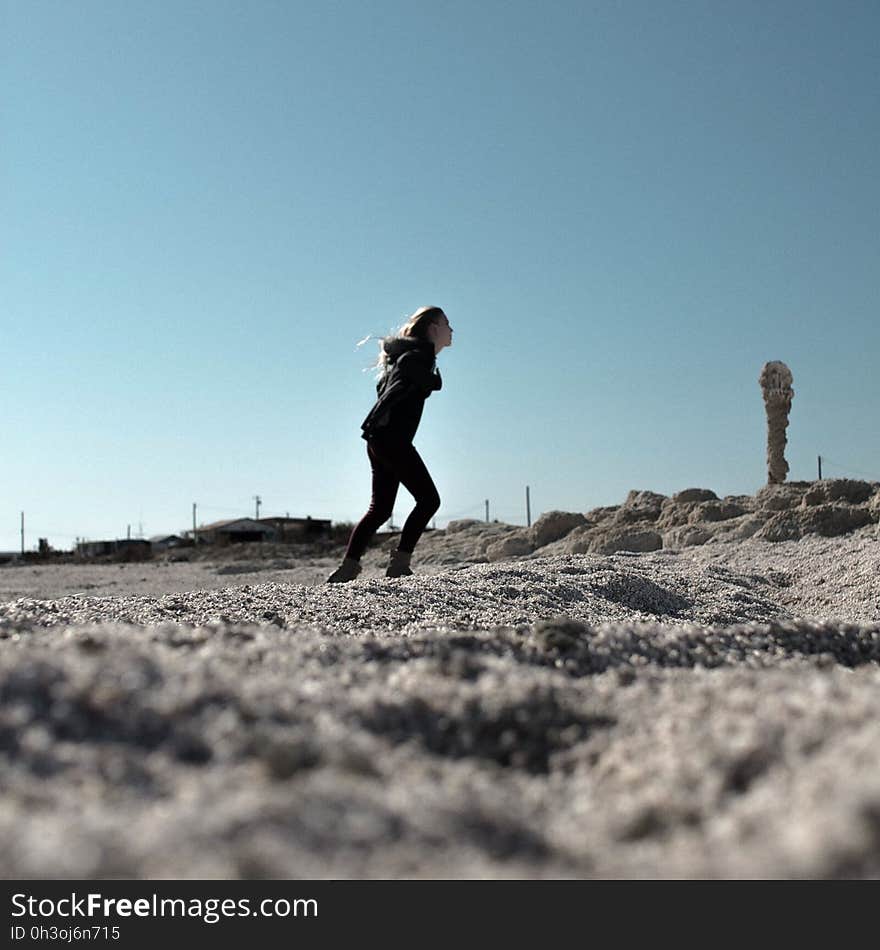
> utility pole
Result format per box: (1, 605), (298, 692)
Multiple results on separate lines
(193, 503), (197, 543)
(254, 495), (262, 520)
(526, 485), (531, 527)
(818, 455), (823, 480)
(20, 511), (24, 555)
(127, 524), (131, 540)
(485, 499), (489, 523)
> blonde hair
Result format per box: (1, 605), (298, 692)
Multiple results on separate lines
(357, 306), (445, 379)
(399, 305), (445, 340)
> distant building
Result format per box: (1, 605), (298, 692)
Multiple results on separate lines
(186, 516), (333, 545)
(189, 518), (275, 545)
(76, 539), (151, 559)
(258, 516), (332, 540)
(149, 534), (187, 552)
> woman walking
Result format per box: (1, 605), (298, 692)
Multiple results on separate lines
(326, 306), (453, 582)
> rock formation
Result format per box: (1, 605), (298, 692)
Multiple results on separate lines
(408, 478), (880, 565)
(759, 361), (794, 484)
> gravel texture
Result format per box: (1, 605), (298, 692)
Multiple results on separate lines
(2, 525), (879, 879)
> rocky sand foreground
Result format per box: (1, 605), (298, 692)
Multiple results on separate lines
(2, 524), (880, 878)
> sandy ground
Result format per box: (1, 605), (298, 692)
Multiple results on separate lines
(0, 542), (442, 602)
(1, 527), (879, 878)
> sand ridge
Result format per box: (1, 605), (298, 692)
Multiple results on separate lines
(1, 519), (879, 878)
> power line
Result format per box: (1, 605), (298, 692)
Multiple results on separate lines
(820, 457), (880, 481)
(439, 501), (488, 520)
(3, 529), (81, 539)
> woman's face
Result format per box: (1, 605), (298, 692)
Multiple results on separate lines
(426, 312), (453, 353)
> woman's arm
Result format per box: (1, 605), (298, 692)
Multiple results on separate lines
(397, 353), (442, 396)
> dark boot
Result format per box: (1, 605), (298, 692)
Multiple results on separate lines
(325, 557), (362, 584)
(386, 548), (413, 578)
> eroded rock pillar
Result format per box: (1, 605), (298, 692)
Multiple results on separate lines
(759, 361), (794, 484)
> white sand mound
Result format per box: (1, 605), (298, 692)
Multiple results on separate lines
(1, 552), (791, 633)
(1, 528), (880, 879)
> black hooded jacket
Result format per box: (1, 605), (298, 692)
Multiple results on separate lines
(360, 337), (442, 443)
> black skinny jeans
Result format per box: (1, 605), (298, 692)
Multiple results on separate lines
(345, 437), (441, 560)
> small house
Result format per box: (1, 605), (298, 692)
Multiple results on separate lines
(191, 518), (275, 545)
(258, 516), (332, 540)
(149, 534), (187, 552)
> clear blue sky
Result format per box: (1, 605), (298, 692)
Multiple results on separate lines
(3, 0), (878, 551)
